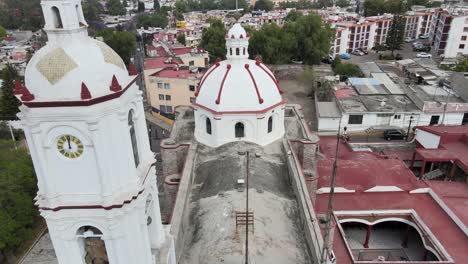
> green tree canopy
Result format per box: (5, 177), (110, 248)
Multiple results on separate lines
(248, 13), (334, 65)
(254, 0), (274, 11)
(0, 139), (37, 255)
(336, 0), (350, 7)
(199, 19), (226, 62)
(364, 0), (406, 16)
(106, 0), (126, 16)
(177, 34), (186, 46)
(0, 0), (43, 31)
(97, 29), (136, 64)
(137, 13), (168, 29)
(285, 10), (303, 22)
(137, 1), (145, 12)
(0, 26), (6, 42)
(83, 0), (104, 22)
(154, 0), (160, 11)
(453, 58), (468, 72)
(386, 15), (405, 55)
(0, 65), (20, 120)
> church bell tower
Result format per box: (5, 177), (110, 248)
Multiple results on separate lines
(16, 1), (165, 263)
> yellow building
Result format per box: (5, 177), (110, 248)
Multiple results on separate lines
(145, 65), (205, 122)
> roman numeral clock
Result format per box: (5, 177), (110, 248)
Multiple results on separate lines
(56, 135), (84, 159)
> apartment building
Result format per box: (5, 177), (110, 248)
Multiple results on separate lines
(332, 19), (386, 56)
(147, 66), (205, 120)
(430, 8), (468, 58)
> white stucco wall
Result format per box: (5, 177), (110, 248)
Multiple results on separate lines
(194, 105), (285, 147)
(415, 128), (441, 149)
(418, 112), (465, 126)
(443, 16), (468, 58)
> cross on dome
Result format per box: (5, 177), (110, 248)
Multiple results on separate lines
(226, 23), (249, 60)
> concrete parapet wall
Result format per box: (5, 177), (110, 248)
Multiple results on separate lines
(283, 139), (326, 264)
(167, 143), (198, 263)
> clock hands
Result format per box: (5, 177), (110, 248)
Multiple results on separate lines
(66, 136), (71, 150)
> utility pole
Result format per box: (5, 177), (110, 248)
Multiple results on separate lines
(245, 151), (249, 264)
(320, 118), (343, 264)
(441, 88), (450, 125)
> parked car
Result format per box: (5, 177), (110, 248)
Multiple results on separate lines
(404, 37), (412, 42)
(412, 41), (422, 47)
(358, 48), (368, 55)
(416, 52), (432, 58)
(383, 129), (406, 140)
(352, 50), (365, 56)
(413, 45), (431, 52)
(339, 53), (352, 60)
(419, 34), (429, 39)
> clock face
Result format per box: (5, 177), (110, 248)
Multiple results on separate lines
(57, 135), (84, 159)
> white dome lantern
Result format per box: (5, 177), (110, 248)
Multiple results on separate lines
(193, 23), (286, 148)
(21, 0), (133, 103)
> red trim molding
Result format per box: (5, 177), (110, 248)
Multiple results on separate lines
(245, 64), (264, 104)
(23, 76), (138, 108)
(215, 64), (231, 105)
(195, 62), (220, 96)
(256, 61), (284, 95)
(193, 100), (286, 115)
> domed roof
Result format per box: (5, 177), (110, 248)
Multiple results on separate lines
(195, 23), (284, 113)
(25, 37), (131, 102)
(195, 58), (283, 113)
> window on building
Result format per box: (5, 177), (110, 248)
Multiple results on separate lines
(190, 97), (196, 103)
(348, 115), (363, 124)
(164, 83), (170, 89)
(51, 6), (63, 29)
(464, 27), (468, 32)
(268, 116), (273, 133)
(430, 115), (440, 125)
(236, 48), (240, 55)
(463, 113), (468, 125)
(235, 122), (245, 138)
(165, 95), (171, 101)
(128, 111), (139, 167)
(462, 36), (467, 41)
(189, 85), (195, 92)
(189, 61), (194, 66)
(243, 48), (246, 55)
(394, 114), (401, 119)
(158, 94), (165, 100)
(206, 118), (212, 135)
(230, 48), (232, 55)
(160, 105), (166, 112)
(157, 82), (163, 88)
(459, 44), (465, 49)
(166, 106), (173, 112)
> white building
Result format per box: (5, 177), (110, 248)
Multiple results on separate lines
(430, 7), (468, 58)
(193, 23), (285, 147)
(15, 0), (167, 263)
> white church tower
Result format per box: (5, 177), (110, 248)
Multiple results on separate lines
(16, 0), (165, 263)
(193, 23), (285, 147)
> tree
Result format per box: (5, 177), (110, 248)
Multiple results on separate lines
(364, 0), (407, 16)
(153, 0), (160, 11)
(177, 34), (186, 46)
(314, 0), (334, 8)
(285, 10), (303, 22)
(336, 0), (350, 7)
(386, 15), (404, 56)
(199, 19), (226, 62)
(298, 66), (318, 96)
(254, 0), (274, 11)
(83, 0), (104, 22)
(0, 0), (43, 31)
(123, 0), (128, 7)
(106, 0), (126, 16)
(0, 139), (37, 256)
(249, 23), (297, 64)
(137, 1), (145, 12)
(0, 65), (20, 120)
(0, 26), (6, 42)
(137, 13), (168, 29)
(97, 29), (136, 64)
(454, 58), (468, 72)
(174, 1), (188, 13)
(332, 59), (363, 79)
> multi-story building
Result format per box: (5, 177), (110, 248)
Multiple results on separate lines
(430, 8), (468, 58)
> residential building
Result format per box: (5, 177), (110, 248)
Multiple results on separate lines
(430, 7), (468, 58)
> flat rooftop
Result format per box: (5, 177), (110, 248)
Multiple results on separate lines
(180, 141), (312, 264)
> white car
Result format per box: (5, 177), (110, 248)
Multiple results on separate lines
(352, 50), (365, 56)
(404, 37), (412, 42)
(416, 52), (432, 58)
(419, 34), (429, 39)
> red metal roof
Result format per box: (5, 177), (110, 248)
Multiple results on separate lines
(144, 57), (182, 70)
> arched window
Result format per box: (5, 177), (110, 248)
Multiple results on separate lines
(76, 4), (84, 26)
(51, 7), (63, 29)
(206, 118), (212, 135)
(268, 116), (273, 133)
(235, 122), (244, 138)
(243, 48), (246, 55)
(230, 48), (232, 56)
(236, 48), (240, 55)
(128, 111), (140, 167)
